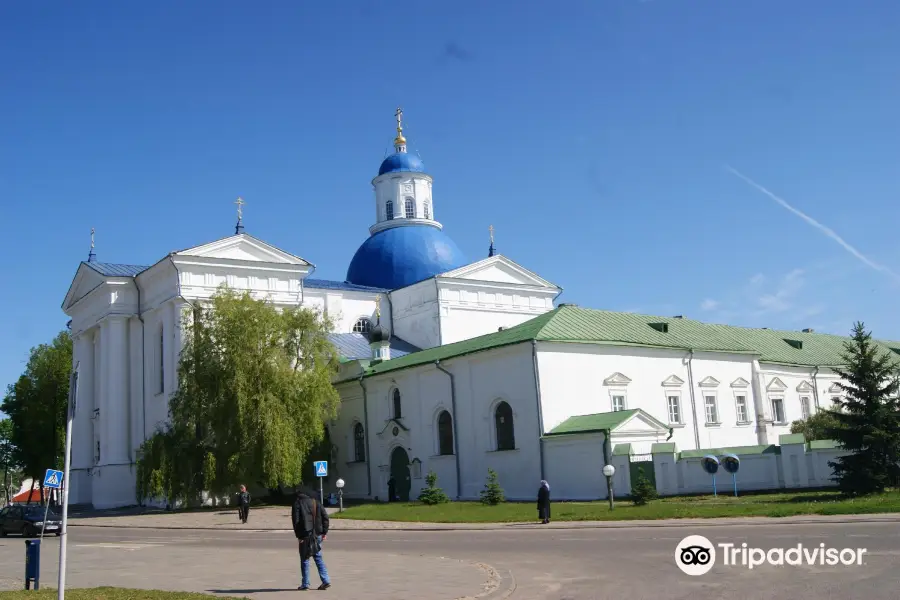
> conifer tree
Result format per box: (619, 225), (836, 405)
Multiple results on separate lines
(825, 322), (900, 495)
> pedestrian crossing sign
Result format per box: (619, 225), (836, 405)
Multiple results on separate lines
(314, 461), (328, 477)
(44, 469), (64, 489)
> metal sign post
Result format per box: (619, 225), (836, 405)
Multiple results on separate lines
(721, 454), (741, 497)
(40, 469), (63, 542)
(314, 461), (328, 505)
(57, 368), (77, 600)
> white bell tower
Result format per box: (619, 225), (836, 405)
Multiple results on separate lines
(369, 107), (442, 235)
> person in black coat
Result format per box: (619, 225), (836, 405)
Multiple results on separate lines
(292, 489), (331, 590)
(237, 485), (251, 523)
(537, 480), (551, 524)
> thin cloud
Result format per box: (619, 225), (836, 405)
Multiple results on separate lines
(700, 298), (719, 311)
(725, 165), (900, 284)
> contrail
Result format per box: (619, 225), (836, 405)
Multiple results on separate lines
(725, 165), (900, 283)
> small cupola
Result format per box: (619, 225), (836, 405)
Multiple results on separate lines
(366, 295), (391, 362)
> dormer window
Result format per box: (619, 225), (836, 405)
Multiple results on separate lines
(649, 322), (669, 333)
(404, 197), (415, 218)
(352, 317), (372, 334)
(784, 338), (803, 350)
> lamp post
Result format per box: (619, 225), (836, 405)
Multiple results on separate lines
(335, 478), (345, 513)
(602, 464), (615, 510)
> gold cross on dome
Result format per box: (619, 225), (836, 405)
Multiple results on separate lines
(489, 224), (494, 244)
(235, 197), (245, 221)
(394, 107), (403, 132)
(375, 295), (381, 318)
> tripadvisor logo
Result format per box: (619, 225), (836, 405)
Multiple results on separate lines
(675, 535), (867, 576)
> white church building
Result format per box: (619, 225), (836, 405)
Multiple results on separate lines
(62, 110), (898, 509)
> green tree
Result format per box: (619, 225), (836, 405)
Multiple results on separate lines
(0, 417), (20, 503)
(479, 468), (505, 505)
(824, 322), (900, 495)
(1, 331), (72, 504)
(630, 469), (658, 506)
(135, 287), (341, 507)
(417, 471), (450, 505)
(790, 410), (842, 442)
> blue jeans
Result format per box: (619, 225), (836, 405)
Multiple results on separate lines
(301, 536), (329, 588)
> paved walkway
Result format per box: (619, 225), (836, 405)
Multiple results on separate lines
(68, 505), (900, 531)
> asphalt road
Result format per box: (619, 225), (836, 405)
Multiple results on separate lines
(1, 520), (898, 599)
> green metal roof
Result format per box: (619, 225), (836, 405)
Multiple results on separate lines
(651, 442), (678, 454)
(778, 433), (806, 445)
(338, 304), (897, 381)
(809, 439), (840, 450)
(546, 409), (640, 435)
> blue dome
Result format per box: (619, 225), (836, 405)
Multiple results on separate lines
(346, 225), (467, 289)
(378, 152), (426, 176)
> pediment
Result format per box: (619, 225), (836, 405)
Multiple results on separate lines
(62, 263), (109, 312)
(730, 377), (750, 388)
(698, 376), (720, 388)
(796, 380), (815, 393)
(766, 377), (788, 391)
(614, 409), (670, 434)
(828, 382), (843, 394)
(661, 374), (685, 387)
(604, 372), (632, 386)
(438, 255), (559, 289)
(376, 418), (409, 437)
(175, 234), (311, 265)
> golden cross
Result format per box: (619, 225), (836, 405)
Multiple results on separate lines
(489, 224), (494, 244)
(375, 294), (381, 318)
(90, 227), (95, 249)
(394, 107), (403, 133)
(235, 197), (245, 221)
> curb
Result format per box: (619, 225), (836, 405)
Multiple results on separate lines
(67, 513), (900, 532)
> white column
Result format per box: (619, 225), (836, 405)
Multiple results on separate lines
(72, 331), (94, 470)
(129, 317), (144, 459)
(104, 316), (130, 464)
(163, 302), (175, 395)
(97, 321), (109, 465)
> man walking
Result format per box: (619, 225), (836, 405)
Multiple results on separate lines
(237, 485), (251, 524)
(292, 488), (331, 591)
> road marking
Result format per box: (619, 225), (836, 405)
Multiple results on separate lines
(74, 543), (159, 550)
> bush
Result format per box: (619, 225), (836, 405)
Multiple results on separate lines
(418, 471), (450, 505)
(479, 468), (505, 505)
(630, 468), (658, 506)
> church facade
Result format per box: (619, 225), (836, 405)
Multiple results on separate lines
(62, 111), (896, 509)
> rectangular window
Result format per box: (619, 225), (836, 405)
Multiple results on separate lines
(704, 395), (718, 424)
(772, 398), (785, 423)
(612, 395), (626, 412)
(800, 396), (810, 419)
(735, 395), (748, 423)
(667, 395), (681, 424)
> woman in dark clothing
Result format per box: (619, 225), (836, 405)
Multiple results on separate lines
(537, 480), (551, 524)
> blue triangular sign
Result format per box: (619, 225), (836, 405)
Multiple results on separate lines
(315, 462), (327, 476)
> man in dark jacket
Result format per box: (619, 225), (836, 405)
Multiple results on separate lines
(237, 485), (251, 523)
(292, 489), (331, 591)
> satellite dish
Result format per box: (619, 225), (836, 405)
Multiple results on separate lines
(721, 454), (740, 474)
(701, 455), (720, 475)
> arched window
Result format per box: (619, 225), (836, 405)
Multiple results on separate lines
(404, 197), (415, 218)
(352, 317), (371, 333)
(437, 410), (453, 455)
(385, 200), (394, 220)
(494, 401), (515, 450)
(423, 200), (431, 220)
(353, 422), (366, 462)
(392, 388), (402, 419)
(158, 327), (165, 394)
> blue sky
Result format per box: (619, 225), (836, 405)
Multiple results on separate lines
(2, 0), (899, 396)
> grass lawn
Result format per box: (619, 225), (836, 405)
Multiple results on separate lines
(330, 489), (900, 523)
(0, 589), (243, 600)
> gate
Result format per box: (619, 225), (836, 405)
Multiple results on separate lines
(629, 453), (656, 491)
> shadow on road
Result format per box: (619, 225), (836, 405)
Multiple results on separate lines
(208, 589), (298, 594)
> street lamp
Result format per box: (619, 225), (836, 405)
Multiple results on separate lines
(602, 464), (616, 510)
(335, 478), (345, 513)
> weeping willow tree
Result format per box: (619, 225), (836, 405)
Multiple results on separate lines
(136, 287), (341, 506)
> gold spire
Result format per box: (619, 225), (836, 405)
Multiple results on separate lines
(393, 107), (406, 146)
(375, 295), (381, 319)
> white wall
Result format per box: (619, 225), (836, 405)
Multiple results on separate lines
(543, 434), (609, 500)
(536, 343), (761, 453)
(389, 279), (440, 349)
(331, 342), (541, 501)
